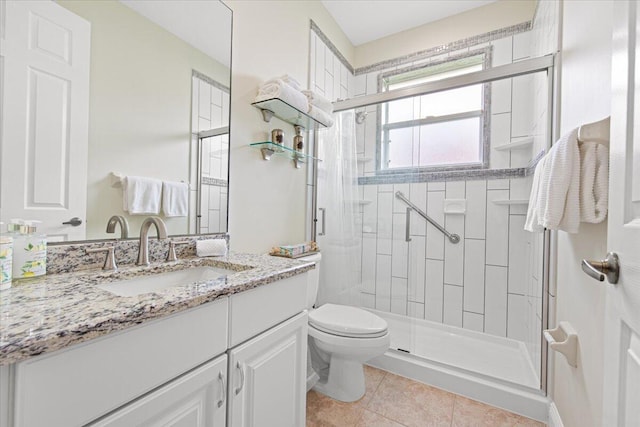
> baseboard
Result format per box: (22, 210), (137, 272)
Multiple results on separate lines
(548, 402), (564, 427)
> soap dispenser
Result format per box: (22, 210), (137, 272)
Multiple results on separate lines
(0, 222), (13, 290)
(13, 220), (47, 280)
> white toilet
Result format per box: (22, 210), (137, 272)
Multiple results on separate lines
(300, 253), (390, 402)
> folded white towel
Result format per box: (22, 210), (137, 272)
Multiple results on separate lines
(302, 90), (333, 114)
(579, 141), (609, 223)
(524, 154), (548, 232)
(265, 74), (302, 91)
(196, 239), (227, 257)
(162, 181), (189, 217)
(308, 105), (335, 127)
(254, 80), (309, 113)
(123, 176), (162, 215)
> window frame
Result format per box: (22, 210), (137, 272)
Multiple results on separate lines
(375, 48), (492, 174)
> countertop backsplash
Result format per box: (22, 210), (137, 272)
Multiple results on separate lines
(46, 234), (229, 275)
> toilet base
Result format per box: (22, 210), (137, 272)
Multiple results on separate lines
(312, 357), (366, 402)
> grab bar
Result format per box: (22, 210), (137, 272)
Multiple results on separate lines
(395, 191), (460, 244)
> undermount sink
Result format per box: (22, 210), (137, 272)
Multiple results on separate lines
(97, 266), (234, 297)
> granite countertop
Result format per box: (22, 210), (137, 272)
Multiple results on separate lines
(0, 252), (314, 365)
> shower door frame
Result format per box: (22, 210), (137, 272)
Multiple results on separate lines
(311, 53), (556, 393)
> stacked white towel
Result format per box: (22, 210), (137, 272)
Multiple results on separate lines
(579, 141), (609, 223)
(264, 74), (302, 91)
(254, 79), (308, 113)
(123, 176), (162, 215)
(525, 128), (609, 233)
(302, 90), (333, 114)
(308, 105), (335, 127)
(162, 181), (189, 217)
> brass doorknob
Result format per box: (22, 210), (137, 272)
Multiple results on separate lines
(581, 252), (620, 284)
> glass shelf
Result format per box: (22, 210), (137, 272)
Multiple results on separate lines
(250, 142), (321, 168)
(251, 98), (330, 128)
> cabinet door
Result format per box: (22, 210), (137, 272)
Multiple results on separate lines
(227, 312), (308, 427)
(90, 355), (228, 427)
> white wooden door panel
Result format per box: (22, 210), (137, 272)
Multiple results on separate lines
(604, 1), (640, 424)
(89, 355), (228, 427)
(1, 0), (89, 241)
(227, 312), (307, 427)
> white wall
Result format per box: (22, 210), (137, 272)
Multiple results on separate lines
(226, 1), (353, 253)
(354, 0), (536, 68)
(60, 0), (229, 239)
(552, 2), (613, 426)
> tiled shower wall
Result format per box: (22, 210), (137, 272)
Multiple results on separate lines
(190, 74), (229, 234)
(310, 2), (557, 379)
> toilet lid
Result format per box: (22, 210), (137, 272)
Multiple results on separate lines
(309, 304), (388, 338)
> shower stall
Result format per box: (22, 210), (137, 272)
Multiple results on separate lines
(307, 8), (558, 419)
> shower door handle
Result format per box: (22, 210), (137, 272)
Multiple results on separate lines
(318, 208), (326, 236)
(405, 208), (412, 242)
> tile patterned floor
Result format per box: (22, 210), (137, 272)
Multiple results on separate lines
(306, 366), (545, 427)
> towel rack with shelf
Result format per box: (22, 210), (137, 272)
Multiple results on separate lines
(252, 98), (330, 128)
(249, 142), (322, 169)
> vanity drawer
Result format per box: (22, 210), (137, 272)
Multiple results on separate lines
(229, 273), (307, 347)
(13, 298), (228, 427)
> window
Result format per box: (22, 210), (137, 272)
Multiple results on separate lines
(379, 54), (488, 171)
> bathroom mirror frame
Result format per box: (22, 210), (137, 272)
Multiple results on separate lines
(0, 0), (233, 245)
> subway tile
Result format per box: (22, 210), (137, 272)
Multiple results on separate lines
(408, 235), (426, 303)
(465, 180), (487, 239)
(445, 181), (465, 199)
(333, 57), (341, 99)
(324, 71), (334, 101)
(408, 302), (425, 319)
(366, 72), (378, 95)
(341, 64), (349, 89)
(444, 214), (464, 286)
(513, 31), (532, 60)
(490, 113), (511, 169)
(491, 78), (512, 115)
(507, 293), (527, 341)
(510, 177), (532, 200)
(354, 74), (367, 97)
(484, 265), (508, 337)
(428, 182), (446, 192)
(508, 215), (528, 295)
(463, 312), (485, 333)
(463, 239), (486, 314)
(511, 73), (534, 138)
(425, 259), (444, 322)
(485, 190), (510, 266)
(375, 255), (392, 311)
(324, 45), (334, 74)
(377, 192), (393, 254)
(208, 209), (220, 232)
(315, 41), (325, 92)
(491, 36), (513, 67)
(208, 185), (220, 209)
(211, 86), (223, 107)
(487, 179), (510, 190)
(222, 92), (230, 124)
(198, 81), (211, 120)
(443, 285), (463, 327)
(409, 183), (427, 236)
(361, 233), (377, 294)
(426, 191), (445, 260)
(362, 185), (378, 233)
(358, 292), (376, 309)
(392, 213), (409, 278)
(309, 33), (317, 85)
(390, 277), (408, 315)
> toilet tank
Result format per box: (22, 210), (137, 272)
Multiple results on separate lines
(299, 252), (321, 309)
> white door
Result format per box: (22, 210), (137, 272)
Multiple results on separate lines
(1, 0), (90, 241)
(89, 354), (228, 427)
(227, 312), (307, 427)
(602, 1), (640, 425)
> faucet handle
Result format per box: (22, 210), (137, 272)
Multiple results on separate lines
(86, 246), (118, 271)
(166, 240), (190, 262)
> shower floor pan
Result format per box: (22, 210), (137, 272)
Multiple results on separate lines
(366, 309), (548, 422)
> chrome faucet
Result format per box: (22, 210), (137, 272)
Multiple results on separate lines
(106, 215), (129, 239)
(136, 216), (168, 266)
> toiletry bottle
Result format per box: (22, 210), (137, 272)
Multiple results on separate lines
(0, 222), (13, 290)
(12, 220), (47, 280)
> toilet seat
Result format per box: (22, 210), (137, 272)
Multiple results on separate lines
(309, 304), (388, 338)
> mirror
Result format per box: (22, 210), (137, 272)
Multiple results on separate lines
(0, 0), (231, 242)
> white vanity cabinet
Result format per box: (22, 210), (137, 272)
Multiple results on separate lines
(0, 271), (310, 427)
